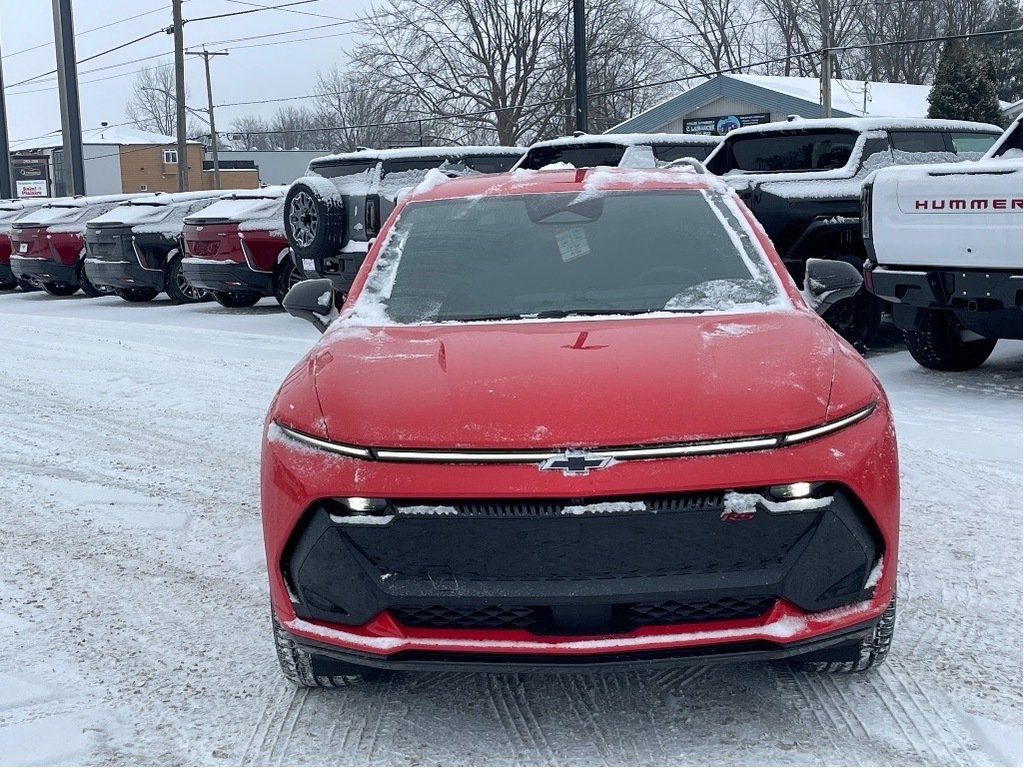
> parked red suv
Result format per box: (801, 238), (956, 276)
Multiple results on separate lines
(181, 186), (298, 308)
(9, 194), (142, 296)
(263, 167), (898, 685)
(0, 198), (49, 291)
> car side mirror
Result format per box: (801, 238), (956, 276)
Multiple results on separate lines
(804, 258), (864, 315)
(283, 278), (339, 333)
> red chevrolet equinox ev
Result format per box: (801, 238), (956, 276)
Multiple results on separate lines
(261, 166), (899, 686)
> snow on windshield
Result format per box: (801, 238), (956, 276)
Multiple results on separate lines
(341, 186), (787, 328)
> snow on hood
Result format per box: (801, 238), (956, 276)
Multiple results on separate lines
(311, 311), (836, 449)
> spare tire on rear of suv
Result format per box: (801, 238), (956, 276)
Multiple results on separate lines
(284, 179), (346, 262)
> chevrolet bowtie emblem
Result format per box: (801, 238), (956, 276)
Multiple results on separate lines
(539, 451), (613, 476)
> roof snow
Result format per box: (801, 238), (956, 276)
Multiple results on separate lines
(10, 125), (202, 152)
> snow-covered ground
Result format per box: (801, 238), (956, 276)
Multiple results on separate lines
(0, 291), (1020, 766)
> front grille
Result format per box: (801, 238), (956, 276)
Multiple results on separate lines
(393, 605), (536, 629)
(629, 596), (774, 624)
(392, 492), (724, 518)
(391, 596), (775, 634)
(188, 240), (219, 256)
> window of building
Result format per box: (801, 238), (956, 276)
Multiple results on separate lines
(162, 149), (178, 164)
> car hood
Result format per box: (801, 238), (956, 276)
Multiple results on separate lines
(312, 312), (836, 449)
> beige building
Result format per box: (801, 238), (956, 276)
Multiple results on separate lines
(9, 124), (258, 197)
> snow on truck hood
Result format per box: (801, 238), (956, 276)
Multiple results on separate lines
(310, 312), (836, 450)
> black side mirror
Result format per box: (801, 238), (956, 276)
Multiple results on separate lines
(804, 258), (864, 315)
(283, 278), (339, 333)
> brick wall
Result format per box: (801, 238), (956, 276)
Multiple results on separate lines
(118, 144), (206, 193)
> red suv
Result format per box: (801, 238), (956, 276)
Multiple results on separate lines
(0, 198), (48, 291)
(263, 167), (898, 685)
(9, 194), (141, 296)
(181, 186), (298, 308)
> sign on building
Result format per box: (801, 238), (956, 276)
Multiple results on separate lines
(683, 112), (771, 136)
(13, 161), (51, 198)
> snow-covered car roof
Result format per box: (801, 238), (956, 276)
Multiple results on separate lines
(88, 191), (228, 227)
(721, 117), (1003, 138)
(527, 132), (722, 149)
(0, 198), (50, 233)
(309, 145), (525, 167)
(183, 185), (289, 227)
(12, 194), (146, 229)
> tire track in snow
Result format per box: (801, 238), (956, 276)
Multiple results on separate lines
(240, 684), (290, 764)
(871, 662), (978, 765)
(484, 675), (558, 763)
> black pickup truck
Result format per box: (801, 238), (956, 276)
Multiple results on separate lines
(704, 117), (1003, 348)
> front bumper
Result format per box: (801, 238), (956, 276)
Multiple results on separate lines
(867, 265), (1023, 338)
(263, 402), (899, 668)
(9, 255), (76, 286)
(282, 603), (881, 672)
(181, 257), (273, 295)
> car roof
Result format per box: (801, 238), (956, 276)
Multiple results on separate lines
(525, 132), (722, 149)
(309, 145), (525, 166)
(721, 116), (1004, 138)
(402, 167), (727, 205)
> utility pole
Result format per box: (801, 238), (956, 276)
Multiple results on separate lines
(0, 23), (13, 199)
(819, 0), (832, 118)
(187, 48), (228, 190)
(572, 0), (588, 133)
(171, 0), (188, 191)
(52, 0), (86, 195)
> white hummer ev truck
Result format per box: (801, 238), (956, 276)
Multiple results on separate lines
(863, 116), (1022, 370)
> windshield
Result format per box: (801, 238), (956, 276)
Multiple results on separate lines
(351, 190), (784, 324)
(709, 130), (859, 173)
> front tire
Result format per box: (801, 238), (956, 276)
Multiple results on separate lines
(213, 290), (262, 308)
(0, 275), (17, 291)
(903, 310), (997, 371)
(165, 251), (210, 304)
(797, 595), (896, 673)
(272, 614), (378, 688)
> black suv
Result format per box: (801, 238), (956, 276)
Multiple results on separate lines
(514, 132), (722, 170)
(704, 117), (1003, 347)
(85, 191), (226, 303)
(284, 146), (524, 292)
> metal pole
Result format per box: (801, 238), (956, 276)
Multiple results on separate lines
(0, 25), (13, 199)
(572, 0), (588, 133)
(819, 0), (832, 118)
(188, 48), (227, 190)
(172, 0), (188, 191)
(52, 0), (86, 195)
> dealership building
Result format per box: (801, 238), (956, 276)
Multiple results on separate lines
(607, 74), (981, 135)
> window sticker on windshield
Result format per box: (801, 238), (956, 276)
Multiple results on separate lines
(555, 227), (590, 262)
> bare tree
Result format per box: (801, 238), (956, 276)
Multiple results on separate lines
(312, 65), (421, 150)
(125, 63), (202, 138)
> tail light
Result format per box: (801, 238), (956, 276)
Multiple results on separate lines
(365, 194), (381, 237)
(861, 183), (873, 241)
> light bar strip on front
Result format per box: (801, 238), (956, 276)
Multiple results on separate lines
(780, 403), (876, 445)
(275, 401), (876, 464)
(276, 424), (372, 458)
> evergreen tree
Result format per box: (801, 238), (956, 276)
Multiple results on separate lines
(981, 0), (1023, 103)
(928, 40), (1003, 124)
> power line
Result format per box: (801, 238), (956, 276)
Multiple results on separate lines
(6, 29), (166, 89)
(221, 0), (354, 22)
(185, 0), (324, 24)
(1, 2), (179, 61)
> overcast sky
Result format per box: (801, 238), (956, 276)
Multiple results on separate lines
(1, 0), (376, 144)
